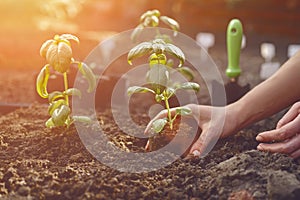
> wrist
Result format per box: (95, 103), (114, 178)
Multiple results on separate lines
(225, 102), (244, 135)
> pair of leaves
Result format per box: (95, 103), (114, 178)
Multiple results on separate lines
(128, 39), (185, 67)
(154, 88), (174, 102)
(48, 88), (81, 103)
(40, 34), (79, 73)
(131, 9), (180, 41)
(128, 82), (200, 103)
(151, 107), (192, 133)
(46, 98), (91, 128)
(46, 104), (71, 128)
(36, 61), (96, 99)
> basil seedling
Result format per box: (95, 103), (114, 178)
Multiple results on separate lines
(37, 34), (96, 128)
(127, 38), (200, 133)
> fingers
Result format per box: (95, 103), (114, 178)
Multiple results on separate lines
(189, 135), (205, 157)
(256, 114), (300, 142)
(256, 105), (300, 158)
(188, 106), (226, 157)
(291, 148), (300, 159)
(276, 102), (300, 129)
(145, 139), (150, 151)
(188, 123), (221, 157)
(257, 134), (300, 156)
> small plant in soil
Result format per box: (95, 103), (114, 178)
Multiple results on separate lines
(36, 33), (96, 128)
(127, 38), (200, 133)
(128, 10), (200, 151)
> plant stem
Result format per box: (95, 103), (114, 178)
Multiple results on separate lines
(164, 96), (173, 130)
(63, 72), (69, 105)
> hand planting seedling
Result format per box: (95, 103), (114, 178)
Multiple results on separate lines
(127, 38), (200, 134)
(36, 34), (96, 128)
(131, 9), (180, 42)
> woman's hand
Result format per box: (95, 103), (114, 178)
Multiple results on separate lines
(256, 102), (300, 158)
(145, 104), (238, 157)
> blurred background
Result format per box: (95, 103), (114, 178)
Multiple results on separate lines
(0, 0), (299, 103)
(0, 0), (300, 70)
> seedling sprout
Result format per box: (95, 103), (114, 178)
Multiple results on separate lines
(127, 10), (200, 134)
(36, 34), (96, 128)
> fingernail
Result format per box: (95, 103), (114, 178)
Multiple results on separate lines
(256, 135), (263, 142)
(192, 150), (201, 157)
(257, 144), (263, 151)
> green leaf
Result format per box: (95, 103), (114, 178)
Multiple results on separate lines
(48, 99), (67, 115)
(127, 86), (155, 96)
(152, 43), (165, 54)
(140, 10), (161, 23)
(166, 87), (175, 98)
(149, 53), (167, 66)
(152, 118), (168, 133)
(51, 105), (71, 126)
(48, 91), (64, 103)
(164, 43), (185, 67)
(176, 67), (194, 81)
(78, 62), (96, 93)
(176, 82), (200, 92)
(175, 107), (192, 116)
(147, 64), (169, 86)
(159, 16), (180, 36)
(64, 88), (82, 98)
(72, 116), (92, 124)
(155, 94), (164, 102)
(45, 118), (55, 128)
(130, 24), (144, 42)
(127, 42), (152, 65)
(166, 59), (174, 67)
(150, 15), (159, 27)
(36, 64), (50, 98)
(140, 10), (152, 22)
(59, 34), (79, 44)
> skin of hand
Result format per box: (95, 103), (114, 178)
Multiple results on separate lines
(144, 104), (240, 156)
(145, 50), (300, 158)
(256, 102), (300, 158)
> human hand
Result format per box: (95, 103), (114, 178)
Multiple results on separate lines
(256, 102), (300, 158)
(144, 104), (234, 157)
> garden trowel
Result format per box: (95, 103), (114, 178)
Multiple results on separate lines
(224, 19), (250, 104)
(211, 19), (249, 105)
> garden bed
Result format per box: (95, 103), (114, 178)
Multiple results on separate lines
(0, 103), (299, 199)
(0, 49), (299, 199)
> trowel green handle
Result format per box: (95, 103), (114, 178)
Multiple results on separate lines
(226, 19), (243, 79)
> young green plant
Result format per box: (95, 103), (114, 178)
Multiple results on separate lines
(131, 9), (180, 42)
(36, 34), (96, 128)
(127, 38), (200, 133)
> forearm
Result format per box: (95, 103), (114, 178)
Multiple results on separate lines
(229, 51), (300, 131)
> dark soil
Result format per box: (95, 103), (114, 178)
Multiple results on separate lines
(0, 102), (299, 200)
(0, 38), (299, 200)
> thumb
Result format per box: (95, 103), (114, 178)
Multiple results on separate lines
(189, 124), (222, 157)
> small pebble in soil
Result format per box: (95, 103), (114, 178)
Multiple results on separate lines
(17, 186), (30, 196)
